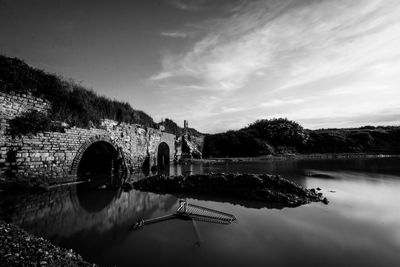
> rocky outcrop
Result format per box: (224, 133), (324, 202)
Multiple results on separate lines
(129, 173), (328, 207)
(181, 136), (202, 159)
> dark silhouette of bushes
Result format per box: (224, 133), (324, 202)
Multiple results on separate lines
(203, 118), (400, 157)
(203, 118), (307, 157)
(159, 119), (183, 136)
(158, 118), (203, 137)
(0, 55), (155, 128)
(203, 130), (273, 157)
(301, 127), (400, 154)
(7, 110), (64, 136)
(246, 118), (309, 147)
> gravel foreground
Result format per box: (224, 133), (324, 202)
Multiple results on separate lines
(0, 220), (96, 267)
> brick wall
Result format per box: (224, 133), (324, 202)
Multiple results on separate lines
(0, 92), (50, 134)
(0, 91), (50, 119)
(0, 92), (177, 186)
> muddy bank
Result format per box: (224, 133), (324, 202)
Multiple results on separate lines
(0, 220), (96, 267)
(128, 173), (328, 207)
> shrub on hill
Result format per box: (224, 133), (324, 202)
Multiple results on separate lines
(203, 118), (308, 157)
(246, 118), (309, 147)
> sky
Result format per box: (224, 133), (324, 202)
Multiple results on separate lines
(1, 0), (399, 133)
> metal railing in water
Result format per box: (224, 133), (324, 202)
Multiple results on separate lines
(130, 199), (237, 231)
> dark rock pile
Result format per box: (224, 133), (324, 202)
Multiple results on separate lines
(129, 173), (328, 207)
(0, 220), (96, 266)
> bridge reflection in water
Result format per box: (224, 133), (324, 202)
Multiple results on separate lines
(0, 175), (178, 244)
(0, 161), (308, 243)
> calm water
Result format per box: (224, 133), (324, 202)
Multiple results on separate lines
(1, 157), (400, 267)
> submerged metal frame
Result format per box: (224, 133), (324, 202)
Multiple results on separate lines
(130, 199), (237, 231)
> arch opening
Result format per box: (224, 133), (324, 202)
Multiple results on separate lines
(157, 142), (170, 170)
(77, 141), (120, 185)
(75, 182), (118, 213)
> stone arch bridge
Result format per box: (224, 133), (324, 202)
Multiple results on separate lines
(0, 92), (177, 186)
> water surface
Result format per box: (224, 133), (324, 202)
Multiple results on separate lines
(1, 157), (400, 267)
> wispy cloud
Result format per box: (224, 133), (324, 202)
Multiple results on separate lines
(259, 99), (306, 108)
(169, 0), (202, 11)
(160, 31), (188, 38)
(156, 0), (400, 90)
(168, 0), (246, 12)
(153, 0), (400, 132)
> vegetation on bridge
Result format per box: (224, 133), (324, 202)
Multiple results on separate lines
(158, 118), (203, 137)
(7, 110), (64, 136)
(0, 55), (155, 129)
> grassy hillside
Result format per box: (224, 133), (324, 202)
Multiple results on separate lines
(203, 119), (400, 157)
(0, 55), (155, 128)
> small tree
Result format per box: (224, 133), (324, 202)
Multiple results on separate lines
(247, 118), (309, 147)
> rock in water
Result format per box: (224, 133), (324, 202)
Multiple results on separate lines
(132, 173), (328, 207)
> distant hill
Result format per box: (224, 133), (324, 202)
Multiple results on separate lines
(302, 126), (400, 154)
(203, 118), (400, 157)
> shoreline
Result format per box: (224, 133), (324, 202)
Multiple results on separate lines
(182, 153), (400, 163)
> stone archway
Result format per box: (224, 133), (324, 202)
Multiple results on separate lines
(70, 135), (122, 179)
(78, 141), (118, 176)
(157, 142), (170, 170)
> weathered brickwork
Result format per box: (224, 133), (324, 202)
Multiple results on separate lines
(0, 92), (176, 186)
(0, 92), (50, 119)
(0, 92), (50, 134)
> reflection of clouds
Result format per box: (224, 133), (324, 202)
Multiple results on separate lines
(186, 195), (400, 266)
(305, 172), (400, 246)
